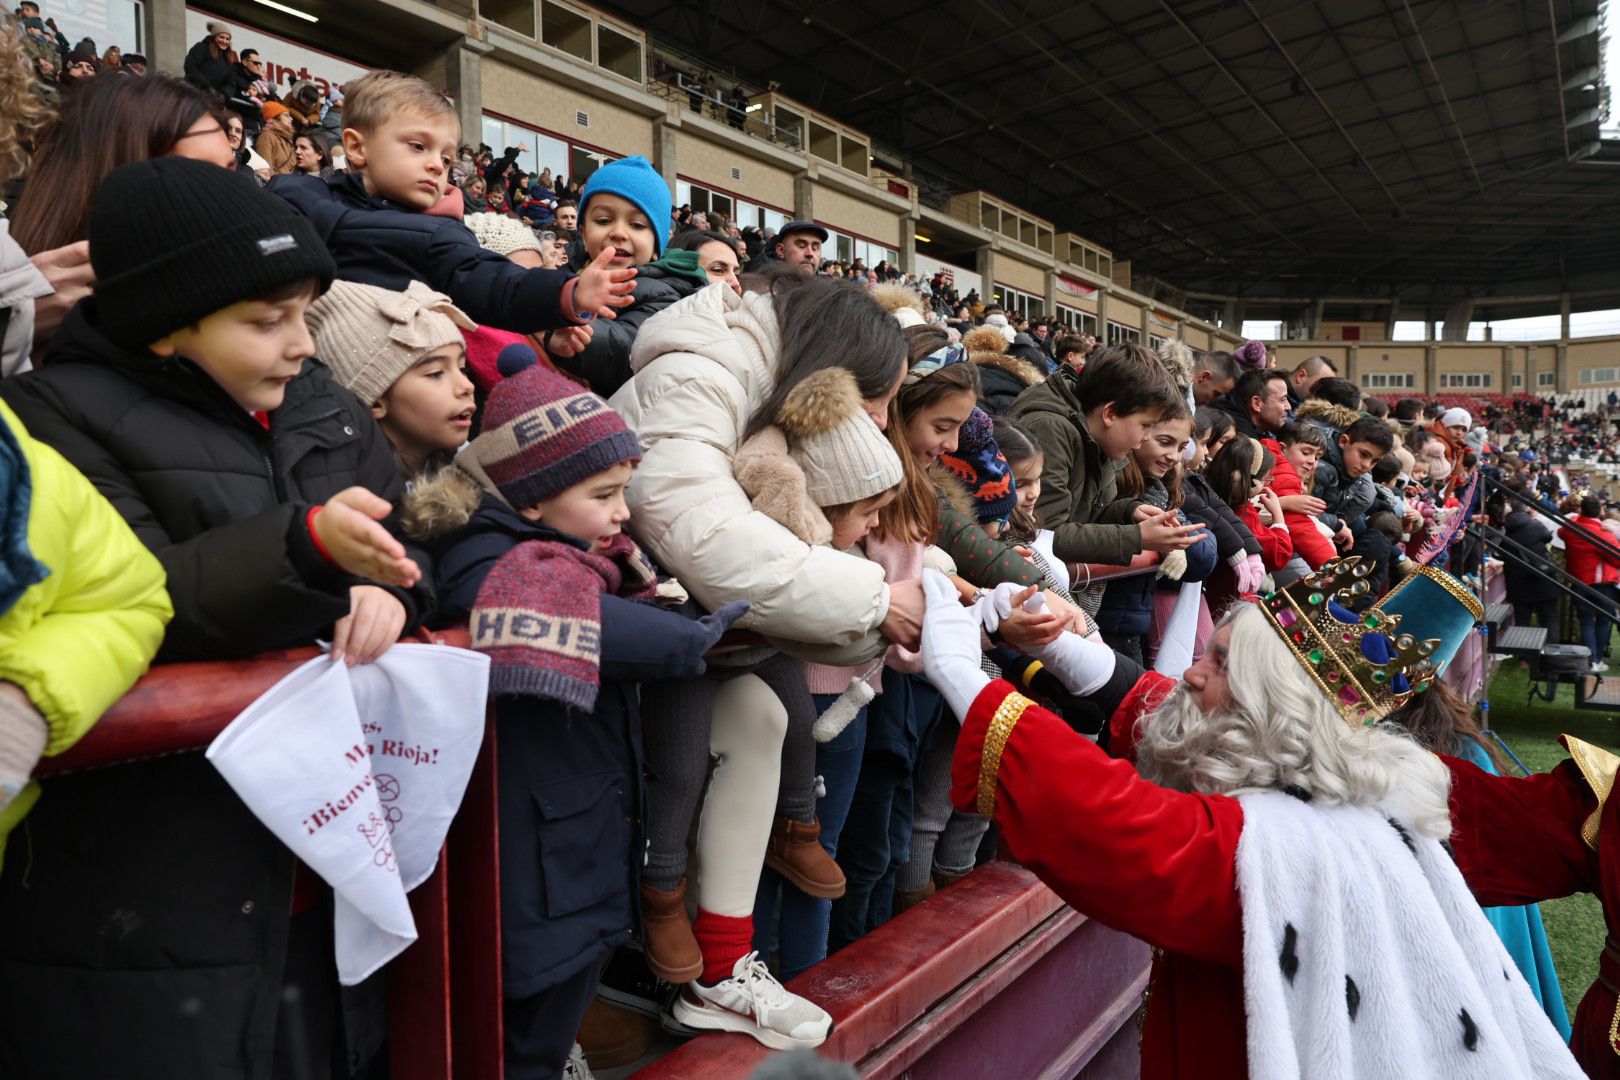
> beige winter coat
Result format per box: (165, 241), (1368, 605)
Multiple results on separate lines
(609, 282), (889, 661)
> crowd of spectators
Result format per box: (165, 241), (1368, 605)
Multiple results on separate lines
(0, 7), (1617, 1080)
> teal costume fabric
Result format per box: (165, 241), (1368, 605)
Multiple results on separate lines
(1458, 738), (1573, 1039)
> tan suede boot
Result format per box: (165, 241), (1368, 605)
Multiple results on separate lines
(764, 816), (846, 899)
(639, 878), (703, 983)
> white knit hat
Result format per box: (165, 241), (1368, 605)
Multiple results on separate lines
(463, 212), (542, 257)
(306, 280), (476, 405)
(777, 369), (903, 507)
(1440, 407), (1472, 430)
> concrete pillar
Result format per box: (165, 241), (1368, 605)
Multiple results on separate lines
(974, 244), (994, 303)
(1307, 298), (1325, 340)
(145, 0), (187, 76)
(443, 38), (492, 156)
(1345, 344), (1360, 389)
(1384, 297), (1400, 341)
(793, 172), (815, 222)
(1096, 288), (1110, 340)
(1501, 345), (1514, 395)
(899, 215), (917, 276)
(1557, 343), (1571, 394)
(1044, 269), (1057, 322)
(1424, 344), (1439, 397)
(652, 115), (679, 193)
(1141, 303), (1152, 343)
(1221, 299), (1238, 331)
(1442, 298), (1474, 342)
(1561, 293), (1573, 340)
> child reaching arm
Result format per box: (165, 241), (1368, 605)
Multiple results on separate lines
(269, 71), (635, 333)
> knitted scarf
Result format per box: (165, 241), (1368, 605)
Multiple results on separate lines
(469, 531), (657, 709)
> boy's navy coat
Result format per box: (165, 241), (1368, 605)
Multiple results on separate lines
(271, 171), (578, 334)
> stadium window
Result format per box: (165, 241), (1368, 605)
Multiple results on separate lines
(1107, 321), (1142, 345)
(1056, 305), (1096, 335)
(481, 0), (537, 38)
(1240, 320), (1283, 340)
(1512, 372), (1525, 388)
(1579, 368), (1618, 385)
(483, 114), (605, 185)
(1439, 373), (1492, 388)
(1538, 372), (1556, 387)
(1361, 373), (1416, 389)
(994, 284), (1044, 320)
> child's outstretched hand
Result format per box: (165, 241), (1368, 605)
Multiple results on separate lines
(547, 324), (594, 359)
(313, 487), (421, 588)
(572, 245), (637, 320)
(692, 600), (751, 656)
(331, 585), (407, 666)
(1139, 508), (1208, 553)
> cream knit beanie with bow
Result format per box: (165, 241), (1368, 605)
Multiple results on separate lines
(307, 280), (476, 405)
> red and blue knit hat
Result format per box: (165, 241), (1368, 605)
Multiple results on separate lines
(939, 407), (1017, 525)
(467, 355), (641, 508)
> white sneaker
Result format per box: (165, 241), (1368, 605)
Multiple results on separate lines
(670, 951), (832, 1051)
(1593, 661), (1609, 673)
(563, 1042), (595, 1080)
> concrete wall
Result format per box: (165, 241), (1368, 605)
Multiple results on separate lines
(813, 184), (901, 246)
(483, 59), (654, 156)
(676, 130), (796, 210)
(992, 250), (1048, 296)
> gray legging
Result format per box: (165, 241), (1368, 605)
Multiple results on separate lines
(641, 653), (817, 904)
(899, 715), (989, 892)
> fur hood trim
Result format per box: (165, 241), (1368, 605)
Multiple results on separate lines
(733, 425), (832, 546)
(1296, 398), (1363, 431)
(930, 462), (977, 518)
(401, 464), (486, 542)
(962, 325), (1011, 355)
(777, 368), (863, 440)
(868, 282), (927, 318)
(1157, 338), (1195, 393)
(973, 350), (1045, 388)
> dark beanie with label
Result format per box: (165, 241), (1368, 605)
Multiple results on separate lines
(88, 156), (337, 349)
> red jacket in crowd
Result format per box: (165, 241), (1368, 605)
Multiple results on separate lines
(1560, 514), (1620, 586)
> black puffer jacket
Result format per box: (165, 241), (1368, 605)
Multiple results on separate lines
(1182, 471), (1261, 563)
(0, 299), (433, 660)
(1503, 508), (1560, 604)
(550, 259), (704, 397)
(0, 299), (433, 1080)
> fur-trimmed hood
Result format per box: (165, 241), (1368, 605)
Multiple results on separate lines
(733, 426), (833, 547)
(1295, 398), (1363, 432)
(963, 325), (1044, 388)
(401, 463), (488, 543)
(869, 282), (928, 328)
(930, 461), (977, 518)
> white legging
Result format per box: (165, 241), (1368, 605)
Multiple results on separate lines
(690, 673), (786, 917)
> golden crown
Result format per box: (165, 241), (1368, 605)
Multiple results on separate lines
(1258, 557), (1441, 726)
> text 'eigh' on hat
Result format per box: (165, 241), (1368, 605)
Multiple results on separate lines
(461, 361), (641, 510)
(306, 280), (476, 406)
(87, 156), (336, 349)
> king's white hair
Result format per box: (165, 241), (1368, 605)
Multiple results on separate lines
(1135, 604), (1453, 838)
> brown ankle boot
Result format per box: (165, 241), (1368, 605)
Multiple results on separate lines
(893, 879), (936, 913)
(932, 866), (971, 892)
(639, 878), (703, 983)
(577, 999), (652, 1069)
(764, 816), (847, 899)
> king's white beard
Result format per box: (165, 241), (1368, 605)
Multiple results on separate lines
(1133, 683), (1454, 838)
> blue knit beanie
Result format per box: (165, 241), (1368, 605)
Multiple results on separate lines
(580, 156), (672, 256)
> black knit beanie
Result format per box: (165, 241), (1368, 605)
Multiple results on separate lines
(88, 157), (336, 348)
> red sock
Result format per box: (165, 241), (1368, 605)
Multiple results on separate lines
(692, 908), (754, 984)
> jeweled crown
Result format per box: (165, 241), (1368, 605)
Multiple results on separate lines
(1259, 557), (1440, 726)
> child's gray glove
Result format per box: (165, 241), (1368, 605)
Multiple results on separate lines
(692, 600), (752, 655)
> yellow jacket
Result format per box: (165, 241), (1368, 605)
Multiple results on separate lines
(0, 400), (171, 867)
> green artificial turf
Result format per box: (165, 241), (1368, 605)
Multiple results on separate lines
(1482, 659), (1618, 1019)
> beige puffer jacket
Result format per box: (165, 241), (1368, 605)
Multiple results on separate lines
(609, 283), (890, 658)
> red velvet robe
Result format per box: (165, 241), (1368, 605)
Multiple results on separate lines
(949, 673), (1606, 1080)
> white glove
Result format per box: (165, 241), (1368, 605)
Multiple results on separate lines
(1003, 590), (1120, 697)
(921, 570), (991, 720)
(969, 580), (1035, 636)
(0, 684), (48, 810)
(1158, 549), (1188, 581)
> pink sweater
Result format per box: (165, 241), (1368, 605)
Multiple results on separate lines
(804, 532), (924, 695)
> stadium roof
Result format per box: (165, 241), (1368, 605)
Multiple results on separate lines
(610, 0), (1619, 307)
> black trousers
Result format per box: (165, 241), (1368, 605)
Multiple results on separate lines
(503, 964), (599, 1080)
(1513, 598), (1561, 645)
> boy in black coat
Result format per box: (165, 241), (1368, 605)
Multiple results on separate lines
(406, 356), (745, 1079)
(270, 70), (636, 334)
(0, 158), (437, 1079)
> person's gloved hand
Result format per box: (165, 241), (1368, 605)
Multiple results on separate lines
(0, 683), (48, 811)
(693, 601), (752, 657)
(1021, 599), (1121, 697)
(969, 580), (1031, 636)
(1158, 549), (1188, 581)
(921, 570), (990, 720)
(1245, 553), (1267, 593)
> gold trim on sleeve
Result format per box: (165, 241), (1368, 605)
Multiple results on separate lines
(977, 691), (1036, 818)
(1563, 734), (1620, 851)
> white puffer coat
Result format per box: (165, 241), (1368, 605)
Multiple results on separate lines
(610, 283), (890, 655)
